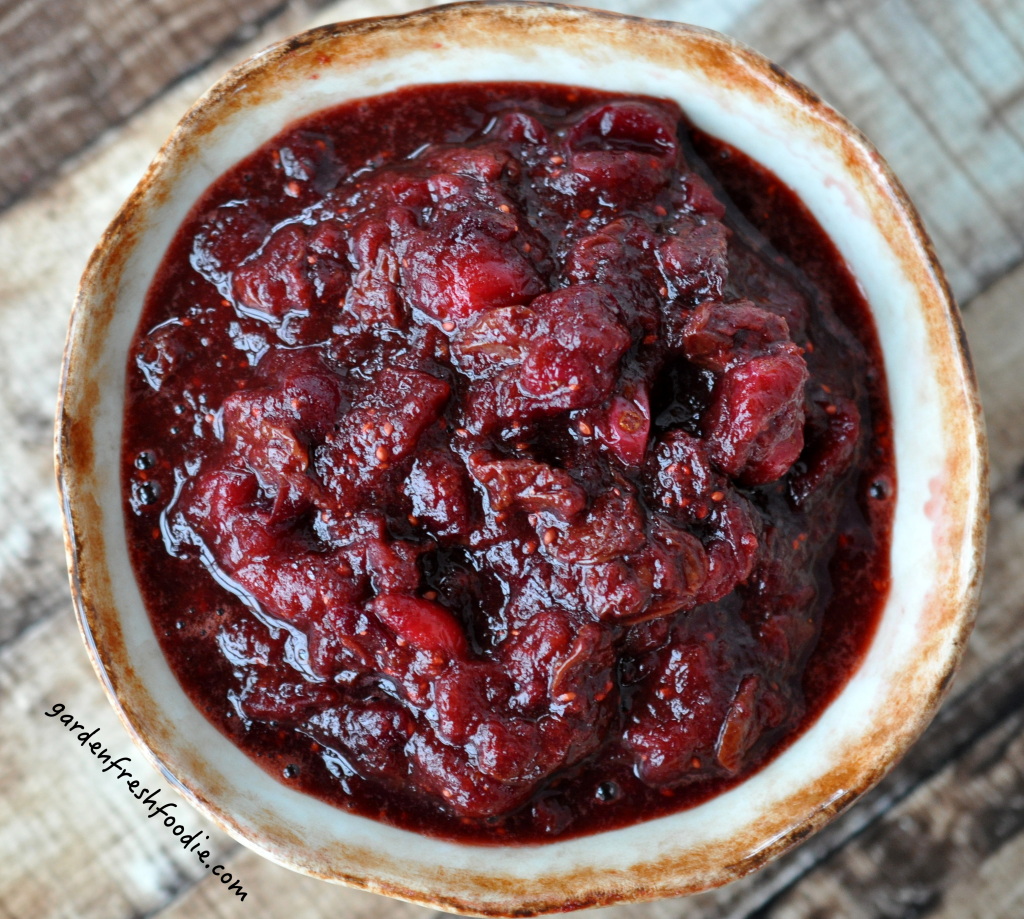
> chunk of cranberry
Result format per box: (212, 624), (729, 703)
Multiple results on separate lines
(547, 621), (616, 706)
(789, 392), (861, 504)
(469, 453), (586, 520)
(399, 191), (543, 322)
(706, 350), (809, 485)
(502, 609), (575, 711)
(494, 110), (549, 145)
(433, 662), (500, 735)
(329, 366), (450, 479)
(591, 383), (651, 467)
(658, 216), (729, 305)
(727, 243), (811, 343)
(681, 173), (727, 219)
(697, 494), (761, 604)
(232, 223), (316, 325)
(562, 150), (669, 208)
(579, 560), (650, 622)
(222, 354), (342, 478)
(625, 638), (737, 786)
(517, 284), (630, 412)
(714, 674), (763, 774)
(567, 101), (678, 161)
(632, 516), (708, 619)
(190, 200), (270, 298)
(276, 130), (343, 194)
(556, 103), (679, 208)
(406, 730), (536, 818)
(178, 466), (276, 566)
(240, 667), (338, 725)
(472, 717), (548, 783)
(306, 700), (415, 776)
(451, 304), (537, 377)
(317, 512), (423, 597)
(422, 144), (515, 183)
(168, 489), (283, 615)
(744, 542), (819, 670)
(304, 604), (377, 680)
(338, 216), (405, 330)
(548, 485), (646, 565)
(370, 593), (469, 660)
(644, 429), (725, 524)
(405, 449), (474, 538)
(681, 300), (792, 371)
(501, 613), (617, 735)
(564, 217), (663, 336)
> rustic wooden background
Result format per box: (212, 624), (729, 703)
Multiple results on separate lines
(1, 0), (1022, 916)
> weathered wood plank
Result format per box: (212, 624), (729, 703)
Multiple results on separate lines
(0, 614), (238, 918)
(719, 0), (1024, 305)
(980, 0), (1024, 60)
(866, 0), (1024, 228)
(0, 0), (338, 213)
(729, 0), (882, 76)
(914, 0), (1024, 113)
(729, 671), (1024, 919)
(144, 847), (443, 919)
(952, 264), (1024, 686)
(938, 820), (1024, 919)
(791, 10), (1021, 302)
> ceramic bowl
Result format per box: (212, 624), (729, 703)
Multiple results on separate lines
(56, 2), (987, 914)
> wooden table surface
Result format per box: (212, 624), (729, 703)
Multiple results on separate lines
(2, 1), (1022, 916)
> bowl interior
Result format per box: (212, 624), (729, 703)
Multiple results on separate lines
(58, 3), (985, 915)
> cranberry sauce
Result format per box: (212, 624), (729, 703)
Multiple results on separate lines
(122, 83), (894, 843)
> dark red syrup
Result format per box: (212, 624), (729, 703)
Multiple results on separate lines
(122, 82), (894, 843)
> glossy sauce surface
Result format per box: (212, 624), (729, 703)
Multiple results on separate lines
(122, 83), (894, 842)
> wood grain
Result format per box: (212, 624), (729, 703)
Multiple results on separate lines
(0, 615), (237, 918)
(737, 0), (1024, 303)
(0, 0), (337, 212)
(2, 0), (1023, 917)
